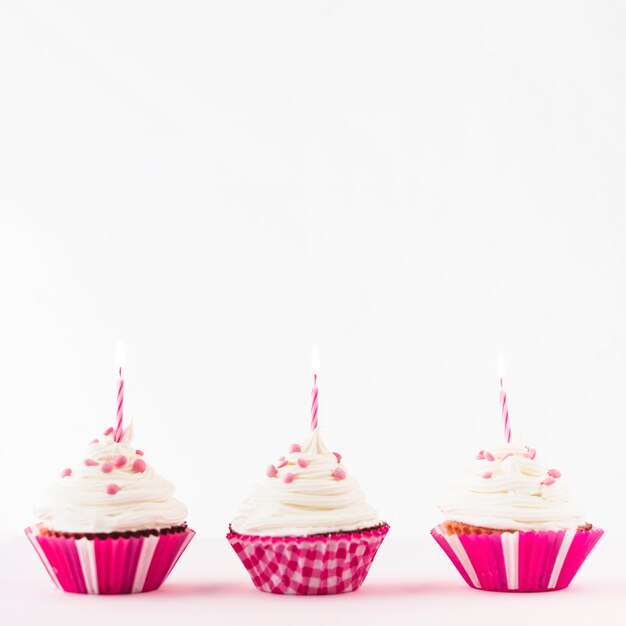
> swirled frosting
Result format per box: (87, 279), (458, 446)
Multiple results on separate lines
(35, 424), (187, 533)
(439, 443), (586, 531)
(230, 429), (382, 536)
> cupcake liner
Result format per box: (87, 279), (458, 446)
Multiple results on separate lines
(25, 524), (195, 594)
(227, 524), (389, 595)
(431, 524), (603, 592)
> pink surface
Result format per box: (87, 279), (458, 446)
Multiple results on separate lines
(25, 525), (195, 594)
(227, 524), (389, 594)
(432, 525), (603, 592)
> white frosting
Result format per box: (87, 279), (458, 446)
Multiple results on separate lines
(231, 429), (381, 536)
(439, 443), (586, 531)
(35, 425), (188, 533)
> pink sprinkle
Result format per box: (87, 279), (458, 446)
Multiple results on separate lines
(283, 473), (295, 483)
(60, 468), (72, 478)
(475, 450), (485, 460)
(266, 464), (278, 477)
(135, 449), (144, 456)
(89, 439), (99, 445)
(333, 452), (342, 463)
(502, 453), (513, 460)
(482, 472), (493, 479)
(525, 447), (536, 460)
(548, 469), (561, 478)
(541, 476), (556, 486)
(132, 459), (147, 473)
(84, 458), (98, 467)
(484, 452), (495, 462)
(297, 458), (309, 468)
(277, 460), (288, 468)
(332, 467), (346, 480)
(288, 444), (301, 453)
(113, 455), (127, 468)
(103, 427), (114, 436)
(106, 484), (121, 495)
(101, 462), (114, 473)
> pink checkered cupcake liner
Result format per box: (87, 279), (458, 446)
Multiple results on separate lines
(25, 524), (195, 594)
(227, 523), (389, 595)
(432, 524), (603, 592)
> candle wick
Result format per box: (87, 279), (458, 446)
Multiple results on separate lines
(314, 373), (317, 386)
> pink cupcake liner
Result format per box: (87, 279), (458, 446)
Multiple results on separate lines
(227, 524), (389, 595)
(25, 524), (195, 594)
(432, 524), (603, 592)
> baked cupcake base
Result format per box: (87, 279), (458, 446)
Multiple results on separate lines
(432, 523), (603, 592)
(443, 520), (594, 536)
(227, 523), (389, 595)
(26, 523), (195, 594)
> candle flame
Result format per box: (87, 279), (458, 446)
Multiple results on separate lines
(115, 339), (126, 373)
(310, 344), (320, 379)
(497, 351), (506, 385)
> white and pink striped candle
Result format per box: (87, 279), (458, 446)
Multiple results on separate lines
(114, 340), (125, 443)
(497, 352), (511, 443)
(310, 345), (320, 431)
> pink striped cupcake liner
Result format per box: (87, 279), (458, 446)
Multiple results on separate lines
(25, 524), (195, 594)
(432, 524), (603, 592)
(227, 523), (389, 595)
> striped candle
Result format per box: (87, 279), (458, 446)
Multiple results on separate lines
(311, 375), (319, 431)
(113, 340), (125, 443)
(310, 345), (320, 431)
(114, 366), (124, 442)
(500, 378), (511, 443)
(497, 353), (511, 443)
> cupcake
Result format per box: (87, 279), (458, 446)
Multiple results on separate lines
(26, 423), (194, 594)
(228, 427), (388, 595)
(432, 441), (603, 592)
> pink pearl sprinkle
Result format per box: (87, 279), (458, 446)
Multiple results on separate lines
(135, 449), (144, 456)
(288, 444), (301, 453)
(132, 459), (147, 473)
(548, 469), (561, 478)
(103, 427), (114, 436)
(60, 468), (72, 478)
(266, 464), (278, 477)
(525, 447), (537, 460)
(101, 462), (114, 473)
(484, 452), (495, 462)
(84, 458), (98, 467)
(475, 452), (485, 460)
(277, 460), (288, 468)
(283, 473), (295, 483)
(89, 438), (99, 445)
(297, 458), (309, 468)
(333, 452), (342, 463)
(482, 472), (493, 479)
(113, 455), (127, 468)
(332, 467), (346, 480)
(106, 483), (121, 495)
(541, 476), (556, 486)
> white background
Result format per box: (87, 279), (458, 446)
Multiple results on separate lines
(1, 1), (625, 621)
